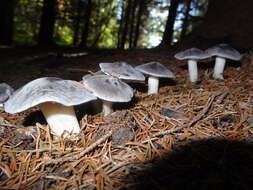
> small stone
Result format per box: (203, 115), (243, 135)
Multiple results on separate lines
(112, 127), (134, 146)
(96, 111), (137, 146)
(160, 108), (188, 120)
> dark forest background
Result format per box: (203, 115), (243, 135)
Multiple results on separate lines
(2, 0), (253, 50)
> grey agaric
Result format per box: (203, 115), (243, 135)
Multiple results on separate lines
(175, 48), (210, 83)
(82, 75), (133, 116)
(135, 62), (175, 95)
(206, 44), (241, 80)
(4, 77), (97, 137)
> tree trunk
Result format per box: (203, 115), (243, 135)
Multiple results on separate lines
(80, 0), (92, 48)
(91, 7), (115, 48)
(180, 0), (192, 40)
(128, 0), (137, 48)
(73, 0), (82, 46)
(120, 0), (132, 49)
(133, 0), (145, 48)
(38, 0), (57, 46)
(117, 1), (125, 49)
(180, 0), (253, 49)
(159, 0), (180, 47)
(0, 0), (15, 45)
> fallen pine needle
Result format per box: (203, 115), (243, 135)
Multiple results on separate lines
(44, 175), (68, 181)
(0, 163), (12, 178)
(42, 131), (112, 165)
(106, 162), (132, 175)
(151, 95), (217, 138)
(0, 123), (23, 128)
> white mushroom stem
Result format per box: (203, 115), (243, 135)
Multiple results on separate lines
(102, 100), (113, 116)
(40, 102), (80, 137)
(187, 59), (198, 83)
(148, 76), (159, 95)
(213, 56), (226, 80)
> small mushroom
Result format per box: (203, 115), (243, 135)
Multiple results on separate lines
(175, 48), (210, 83)
(0, 83), (14, 107)
(205, 44), (241, 80)
(82, 75), (133, 116)
(135, 62), (175, 95)
(4, 77), (97, 137)
(99, 62), (145, 82)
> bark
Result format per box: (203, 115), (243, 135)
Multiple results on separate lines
(180, 0), (253, 49)
(128, 0), (138, 48)
(80, 0), (92, 48)
(159, 0), (180, 47)
(38, 0), (57, 46)
(180, 0), (192, 40)
(73, 0), (82, 46)
(0, 0), (15, 45)
(120, 0), (133, 49)
(117, 1), (125, 49)
(133, 0), (145, 48)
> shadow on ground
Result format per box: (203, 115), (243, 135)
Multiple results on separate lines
(120, 138), (253, 190)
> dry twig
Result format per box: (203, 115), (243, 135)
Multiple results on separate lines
(42, 131), (112, 165)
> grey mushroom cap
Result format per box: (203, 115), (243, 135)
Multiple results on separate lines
(99, 62), (145, 81)
(0, 83), (14, 103)
(135, 62), (175, 78)
(205, 44), (241, 61)
(82, 75), (133, 102)
(175, 48), (210, 60)
(4, 77), (97, 114)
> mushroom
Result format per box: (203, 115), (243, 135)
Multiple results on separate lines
(99, 62), (145, 82)
(135, 62), (175, 95)
(82, 75), (133, 116)
(205, 44), (241, 80)
(174, 48), (210, 83)
(0, 83), (14, 107)
(4, 77), (97, 137)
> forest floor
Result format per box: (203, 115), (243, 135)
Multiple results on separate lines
(0, 46), (253, 190)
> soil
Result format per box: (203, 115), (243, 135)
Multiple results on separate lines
(97, 111), (136, 146)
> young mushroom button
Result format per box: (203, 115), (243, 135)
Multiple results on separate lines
(135, 62), (175, 95)
(4, 77), (97, 137)
(205, 44), (241, 80)
(99, 62), (145, 82)
(82, 75), (133, 116)
(175, 48), (210, 83)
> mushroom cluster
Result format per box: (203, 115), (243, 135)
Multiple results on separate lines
(174, 44), (241, 81)
(86, 61), (175, 95)
(2, 61), (174, 138)
(1, 45), (241, 139)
